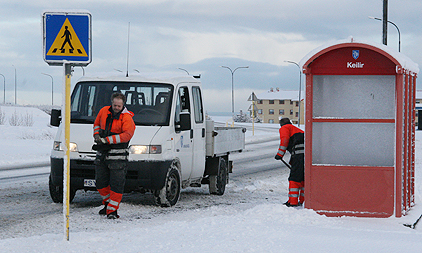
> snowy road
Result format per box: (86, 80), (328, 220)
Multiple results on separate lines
(0, 127), (289, 240)
(3, 110), (422, 252)
(0, 166), (49, 183)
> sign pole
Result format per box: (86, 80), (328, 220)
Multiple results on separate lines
(252, 101), (255, 136)
(63, 62), (72, 241)
(43, 10), (91, 242)
(247, 92), (258, 136)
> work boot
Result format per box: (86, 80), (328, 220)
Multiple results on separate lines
(98, 203), (108, 215)
(107, 211), (120, 219)
(283, 201), (299, 207)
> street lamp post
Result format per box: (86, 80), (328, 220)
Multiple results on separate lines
(0, 73), (5, 104)
(221, 65), (249, 116)
(285, 61), (302, 126)
(12, 65), (16, 104)
(42, 73), (54, 106)
(369, 16), (401, 52)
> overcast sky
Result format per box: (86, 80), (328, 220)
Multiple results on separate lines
(0, 0), (421, 112)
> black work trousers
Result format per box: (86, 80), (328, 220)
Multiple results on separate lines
(288, 153), (304, 183)
(95, 152), (128, 194)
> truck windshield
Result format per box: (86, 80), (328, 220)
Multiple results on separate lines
(71, 81), (173, 126)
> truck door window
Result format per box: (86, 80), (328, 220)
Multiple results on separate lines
(70, 84), (97, 122)
(87, 86), (96, 116)
(175, 87), (191, 124)
(192, 86), (204, 123)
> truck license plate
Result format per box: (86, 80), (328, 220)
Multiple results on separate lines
(84, 179), (96, 187)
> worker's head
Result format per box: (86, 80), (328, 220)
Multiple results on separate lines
(111, 92), (126, 114)
(279, 117), (291, 127)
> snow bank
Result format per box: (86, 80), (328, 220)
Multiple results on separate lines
(0, 105), (56, 167)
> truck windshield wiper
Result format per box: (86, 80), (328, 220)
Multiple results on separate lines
(71, 118), (94, 124)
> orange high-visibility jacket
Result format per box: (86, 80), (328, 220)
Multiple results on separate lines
(276, 124), (304, 158)
(93, 106), (135, 145)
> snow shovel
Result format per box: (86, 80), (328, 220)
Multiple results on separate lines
(280, 158), (292, 169)
(403, 214), (422, 229)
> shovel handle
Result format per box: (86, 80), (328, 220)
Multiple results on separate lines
(281, 159), (292, 169)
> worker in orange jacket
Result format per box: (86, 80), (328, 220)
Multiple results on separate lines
(274, 118), (304, 207)
(93, 92), (135, 219)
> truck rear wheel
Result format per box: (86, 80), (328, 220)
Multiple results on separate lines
(209, 157), (228, 195)
(154, 164), (181, 207)
(49, 176), (76, 203)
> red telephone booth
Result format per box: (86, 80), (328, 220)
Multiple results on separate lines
(301, 38), (419, 217)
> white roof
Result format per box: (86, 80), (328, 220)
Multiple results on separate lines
(77, 72), (199, 84)
(299, 37), (419, 74)
(255, 89), (302, 101)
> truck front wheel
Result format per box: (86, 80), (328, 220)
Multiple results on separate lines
(209, 157), (228, 195)
(154, 164), (181, 207)
(49, 176), (76, 203)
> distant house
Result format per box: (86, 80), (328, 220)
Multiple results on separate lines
(253, 88), (304, 124)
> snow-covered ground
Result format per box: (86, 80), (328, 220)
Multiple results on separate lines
(1, 105), (422, 252)
(0, 105), (55, 168)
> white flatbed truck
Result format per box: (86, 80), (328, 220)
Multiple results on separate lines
(49, 74), (246, 206)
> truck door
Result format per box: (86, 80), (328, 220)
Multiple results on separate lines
(190, 86), (206, 179)
(174, 86), (193, 181)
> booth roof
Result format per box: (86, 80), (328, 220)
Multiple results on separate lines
(299, 37), (420, 74)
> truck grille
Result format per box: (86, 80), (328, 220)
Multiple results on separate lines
(70, 160), (138, 180)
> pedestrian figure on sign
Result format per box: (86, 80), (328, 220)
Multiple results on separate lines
(60, 26), (74, 51)
(274, 117), (305, 207)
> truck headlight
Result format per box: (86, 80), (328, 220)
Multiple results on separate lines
(129, 145), (162, 154)
(129, 145), (148, 154)
(69, 142), (78, 152)
(53, 141), (78, 152)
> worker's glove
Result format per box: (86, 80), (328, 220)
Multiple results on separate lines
(94, 134), (108, 144)
(274, 155), (283, 160)
(94, 134), (101, 143)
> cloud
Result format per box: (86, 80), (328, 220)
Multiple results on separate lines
(0, 0), (421, 110)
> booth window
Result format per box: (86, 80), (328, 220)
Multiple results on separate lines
(311, 75), (395, 167)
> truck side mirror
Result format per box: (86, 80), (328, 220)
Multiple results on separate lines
(177, 111), (191, 131)
(50, 109), (61, 127)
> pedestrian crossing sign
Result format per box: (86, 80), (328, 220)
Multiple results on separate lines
(43, 11), (91, 66)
